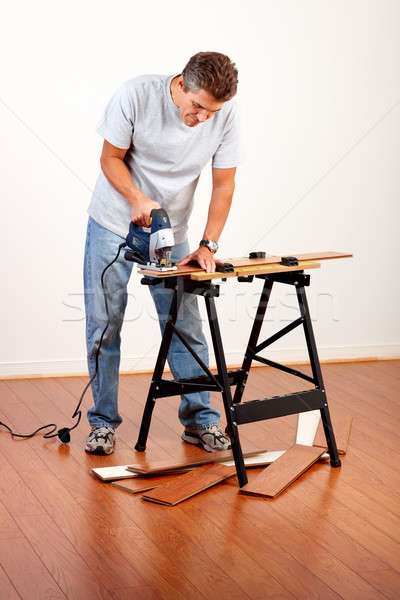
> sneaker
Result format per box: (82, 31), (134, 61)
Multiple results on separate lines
(85, 426), (117, 455)
(181, 425), (231, 452)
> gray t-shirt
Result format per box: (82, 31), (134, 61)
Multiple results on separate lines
(88, 74), (245, 243)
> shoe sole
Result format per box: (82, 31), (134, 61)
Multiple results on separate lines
(85, 445), (114, 455)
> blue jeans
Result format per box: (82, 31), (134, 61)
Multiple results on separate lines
(84, 217), (220, 430)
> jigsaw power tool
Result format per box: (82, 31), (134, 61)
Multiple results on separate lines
(125, 208), (177, 271)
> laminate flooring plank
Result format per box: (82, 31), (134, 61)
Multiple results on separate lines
(335, 361), (400, 398)
(344, 433), (400, 491)
(127, 447), (265, 474)
(321, 475), (400, 544)
(116, 386), (188, 458)
(313, 406), (353, 453)
(349, 412), (400, 453)
(323, 378), (399, 438)
(111, 496), (252, 600)
(189, 481), (344, 600)
(109, 587), (162, 600)
(0, 537), (67, 599)
(25, 456), (201, 599)
(142, 463), (236, 505)
(16, 514), (111, 600)
(178, 501), (296, 599)
(307, 448), (400, 540)
(242, 490), (389, 600)
(360, 568), (400, 600)
(21, 462), (147, 590)
(340, 362), (400, 396)
(0, 382), (57, 455)
(112, 473), (184, 494)
(1, 363), (398, 600)
(240, 444), (327, 498)
(106, 525), (205, 600)
(296, 409), (321, 446)
(319, 455), (400, 518)
(292, 466), (400, 572)
(270, 484), (388, 573)
(30, 377), (83, 421)
(0, 453), (46, 517)
(0, 415), (45, 476)
(0, 563), (20, 600)
(7, 378), (154, 477)
(324, 364), (400, 420)
(370, 360), (400, 381)
(35, 442), (135, 528)
(0, 500), (23, 540)
(97, 450), (284, 482)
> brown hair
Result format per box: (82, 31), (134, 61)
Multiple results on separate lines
(181, 51), (238, 102)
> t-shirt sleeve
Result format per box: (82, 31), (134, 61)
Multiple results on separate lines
(95, 83), (135, 149)
(212, 103), (246, 169)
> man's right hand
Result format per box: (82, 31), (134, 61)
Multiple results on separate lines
(130, 194), (161, 228)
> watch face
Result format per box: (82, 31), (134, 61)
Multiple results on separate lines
(201, 240), (218, 252)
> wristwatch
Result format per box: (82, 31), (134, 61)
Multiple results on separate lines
(199, 239), (219, 253)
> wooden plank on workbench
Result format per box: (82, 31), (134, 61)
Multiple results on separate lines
(189, 260), (320, 281)
(228, 251), (352, 267)
(239, 444), (327, 499)
(138, 250), (352, 279)
(141, 463), (236, 506)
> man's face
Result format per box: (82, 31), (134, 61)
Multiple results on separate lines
(176, 77), (225, 127)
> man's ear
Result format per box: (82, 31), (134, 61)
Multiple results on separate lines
(178, 76), (185, 92)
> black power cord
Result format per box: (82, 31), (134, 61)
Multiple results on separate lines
(0, 242), (127, 444)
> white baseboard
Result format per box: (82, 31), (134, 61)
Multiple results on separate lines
(0, 345), (399, 379)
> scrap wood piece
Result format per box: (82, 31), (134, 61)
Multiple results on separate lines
(92, 465), (189, 482)
(92, 448), (266, 481)
(221, 450), (286, 468)
(313, 408), (353, 454)
(92, 465), (137, 481)
(111, 473), (184, 494)
(127, 447), (266, 475)
(296, 410), (321, 446)
(239, 444), (327, 499)
(141, 463), (236, 506)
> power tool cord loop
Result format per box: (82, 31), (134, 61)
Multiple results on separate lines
(0, 242), (127, 442)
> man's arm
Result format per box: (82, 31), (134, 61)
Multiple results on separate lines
(179, 167), (236, 272)
(100, 140), (160, 227)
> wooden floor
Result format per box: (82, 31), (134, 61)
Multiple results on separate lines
(0, 360), (399, 599)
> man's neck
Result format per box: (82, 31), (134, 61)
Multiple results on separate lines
(170, 76), (180, 107)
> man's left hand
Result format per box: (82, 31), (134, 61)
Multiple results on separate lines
(178, 246), (220, 273)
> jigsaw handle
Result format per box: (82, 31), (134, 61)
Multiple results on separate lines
(125, 221), (150, 263)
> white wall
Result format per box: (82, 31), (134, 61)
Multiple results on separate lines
(1, 0), (399, 377)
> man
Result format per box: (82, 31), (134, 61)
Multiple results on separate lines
(84, 51), (244, 455)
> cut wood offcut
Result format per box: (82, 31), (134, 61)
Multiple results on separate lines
(111, 474), (184, 495)
(126, 447), (266, 475)
(313, 408), (353, 454)
(141, 463), (236, 506)
(240, 444), (328, 499)
(98, 407), (352, 502)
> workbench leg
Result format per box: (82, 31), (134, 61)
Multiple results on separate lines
(135, 285), (183, 451)
(205, 295), (248, 487)
(232, 278), (274, 405)
(296, 283), (341, 468)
